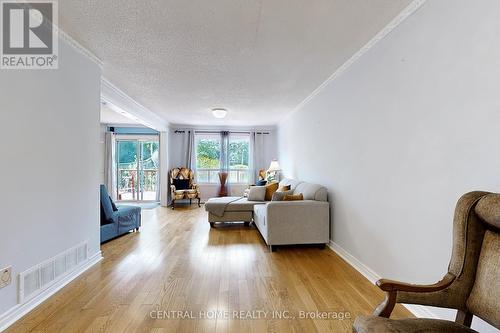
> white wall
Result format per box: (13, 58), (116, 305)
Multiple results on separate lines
(278, 1), (500, 331)
(169, 127), (278, 201)
(99, 124), (107, 184)
(0, 39), (101, 317)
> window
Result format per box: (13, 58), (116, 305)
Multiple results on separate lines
(195, 133), (250, 183)
(228, 134), (250, 184)
(195, 133), (221, 183)
(116, 137), (159, 201)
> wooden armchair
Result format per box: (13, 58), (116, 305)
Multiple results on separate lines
(170, 167), (200, 209)
(354, 191), (500, 333)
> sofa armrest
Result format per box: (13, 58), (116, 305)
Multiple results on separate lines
(263, 200), (330, 245)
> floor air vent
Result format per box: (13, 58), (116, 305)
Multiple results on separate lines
(18, 242), (88, 303)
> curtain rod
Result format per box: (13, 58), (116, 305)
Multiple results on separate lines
(174, 130), (270, 135)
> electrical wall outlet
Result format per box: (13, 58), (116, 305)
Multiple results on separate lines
(0, 267), (12, 289)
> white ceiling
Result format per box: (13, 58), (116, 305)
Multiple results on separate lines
(100, 104), (140, 125)
(60, 0), (411, 126)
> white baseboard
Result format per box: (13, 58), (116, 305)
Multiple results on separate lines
(327, 241), (439, 320)
(0, 251), (103, 332)
(403, 304), (439, 319)
(328, 240), (380, 284)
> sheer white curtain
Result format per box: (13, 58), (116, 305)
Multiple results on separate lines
(250, 131), (266, 184)
(104, 132), (117, 200)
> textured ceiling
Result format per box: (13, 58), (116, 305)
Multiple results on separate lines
(59, 0), (411, 126)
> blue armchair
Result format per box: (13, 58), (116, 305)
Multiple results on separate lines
(100, 184), (141, 243)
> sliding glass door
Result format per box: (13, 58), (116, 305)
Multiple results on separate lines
(116, 137), (159, 201)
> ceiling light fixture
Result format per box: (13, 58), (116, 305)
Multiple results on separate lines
(211, 108), (228, 119)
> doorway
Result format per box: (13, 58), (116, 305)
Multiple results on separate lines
(116, 136), (159, 201)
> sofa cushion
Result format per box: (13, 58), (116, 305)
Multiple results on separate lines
(271, 189), (294, 201)
(294, 182), (327, 201)
(248, 186), (266, 201)
(278, 185), (291, 192)
(173, 178), (190, 190)
(265, 182), (279, 201)
(283, 193), (304, 201)
(279, 178), (303, 191)
(100, 184), (115, 222)
(109, 196), (118, 211)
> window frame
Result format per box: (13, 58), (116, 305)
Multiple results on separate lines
(194, 132), (251, 185)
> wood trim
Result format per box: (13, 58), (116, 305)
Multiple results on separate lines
(376, 272), (456, 293)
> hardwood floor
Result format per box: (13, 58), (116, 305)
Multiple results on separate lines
(7, 205), (412, 333)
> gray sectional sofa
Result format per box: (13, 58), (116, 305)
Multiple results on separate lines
(205, 178), (330, 251)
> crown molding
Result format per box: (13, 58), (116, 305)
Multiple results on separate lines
(169, 123), (277, 132)
(57, 28), (103, 68)
(280, 0), (427, 125)
(101, 78), (169, 131)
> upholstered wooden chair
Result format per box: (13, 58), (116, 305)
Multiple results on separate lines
(354, 191), (500, 333)
(170, 167), (200, 209)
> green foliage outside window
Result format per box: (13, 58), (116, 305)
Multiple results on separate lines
(228, 141), (249, 169)
(196, 138), (249, 169)
(196, 139), (221, 169)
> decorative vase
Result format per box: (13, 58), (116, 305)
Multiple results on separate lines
(218, 172), (228, 197)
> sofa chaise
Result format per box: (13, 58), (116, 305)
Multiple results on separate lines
(100, 184), (141, 243)
(205, 196), (265, 226)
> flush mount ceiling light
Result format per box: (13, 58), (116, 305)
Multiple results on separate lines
(211, 108), (228, 119)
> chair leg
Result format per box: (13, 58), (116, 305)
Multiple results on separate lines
(455, 310), (473, 327)
(190, 198), (192, 205)
(172, 200), (175, 210)
(197, 197), (201, 207)
(244, 221), (250, 227)
(210, 222), (215, 228)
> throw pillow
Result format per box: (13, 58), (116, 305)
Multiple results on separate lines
(173, 178), (190, 190)
(109, 196), (118, 211)
(283, 193), (304, 201)
(256, 179), (267, 186)
(248, 186), (267, 201)
(277, 184), (291, 192)
(265, 182), (279, 201)
(271, 189), (294, 201)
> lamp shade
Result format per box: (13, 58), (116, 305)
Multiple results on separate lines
(267, 160), (281, 172)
